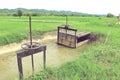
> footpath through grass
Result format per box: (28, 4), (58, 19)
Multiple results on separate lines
(0, 16), (120, 80)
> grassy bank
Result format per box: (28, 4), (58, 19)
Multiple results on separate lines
(0, 16), (120, 80)
(0, 16), (65, 46)
(0, 16), (117, 45)
(26, 25), (120, 80)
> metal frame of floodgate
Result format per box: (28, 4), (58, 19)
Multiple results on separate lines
(57, 26), (91, 48)
(16, 47), (46, 80)
(57, 16), (91, 48)
(57, 15), (77, 48)
(16, 16), (46, 80)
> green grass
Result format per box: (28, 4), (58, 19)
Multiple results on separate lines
(0, 16), (120, 80)
(0, 16), (118, 46)
(0, 16), (65, 45)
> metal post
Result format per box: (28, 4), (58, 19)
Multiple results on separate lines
(43, 50), (46, 69)
(17, 55), (23, 80)
(57, 27), (60, 44)
(29, 16), (35, 75)
(66, 15), (68, 26)
(31, 54), (34, 74)
(29, 16), (32, 47)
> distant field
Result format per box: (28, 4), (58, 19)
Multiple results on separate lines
(1, 16), (120, 80)
(0, 16), (65, 46)
(0, 16), (117, 46)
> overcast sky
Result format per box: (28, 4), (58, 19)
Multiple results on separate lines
(0, 0), (119, 15)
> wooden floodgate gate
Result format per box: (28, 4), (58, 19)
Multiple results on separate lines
(57, 26), (91, 48)
(57, 15), (91, 48)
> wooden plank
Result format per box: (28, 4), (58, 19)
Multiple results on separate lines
(17, 56), (23, 80)
(76, 32), (91, 38)
(16, 45), (46, 58)
(77, 32), (91, 43)
(43, 50), (46, 69)
(58, 33), (76, 48)
(58, 26), (77, 31)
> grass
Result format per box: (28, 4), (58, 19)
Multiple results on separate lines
(0, 16), (64, 45)
(0, 16), (120, 80)
(0, 16), (117, 46)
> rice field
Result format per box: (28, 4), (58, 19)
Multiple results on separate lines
(0, 16), (120, 80)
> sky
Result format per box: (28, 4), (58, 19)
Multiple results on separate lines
(0, 0), (120, 15)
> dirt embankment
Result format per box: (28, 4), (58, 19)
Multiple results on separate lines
(0, 31), (57, 55)
(0, 31), (103, 55)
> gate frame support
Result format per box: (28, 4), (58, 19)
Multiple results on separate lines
(16, 45), (46, 80)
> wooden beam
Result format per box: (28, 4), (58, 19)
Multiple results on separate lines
(16, 45), (46, 80)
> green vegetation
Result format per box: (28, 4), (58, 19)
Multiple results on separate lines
(0, 16), (64, 45)
(0, 16), (120, 80)
(106, 13), (114, 18)
(17, 10), (23, 18)
(0, 8), (103, 16)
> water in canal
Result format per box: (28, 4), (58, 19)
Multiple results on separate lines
(0, 33), (88, 80)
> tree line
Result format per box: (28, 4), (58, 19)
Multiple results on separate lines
(0, 8), (104, 17)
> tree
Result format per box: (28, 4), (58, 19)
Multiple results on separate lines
(106, 13), (114, 18)
(32, 13), (39, 16)
(12, 13), (17, 16)
(17, 10), (23, 18)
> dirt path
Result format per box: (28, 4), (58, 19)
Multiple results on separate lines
(0, 31), (57, 55)
(0, 19), (65, 23)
